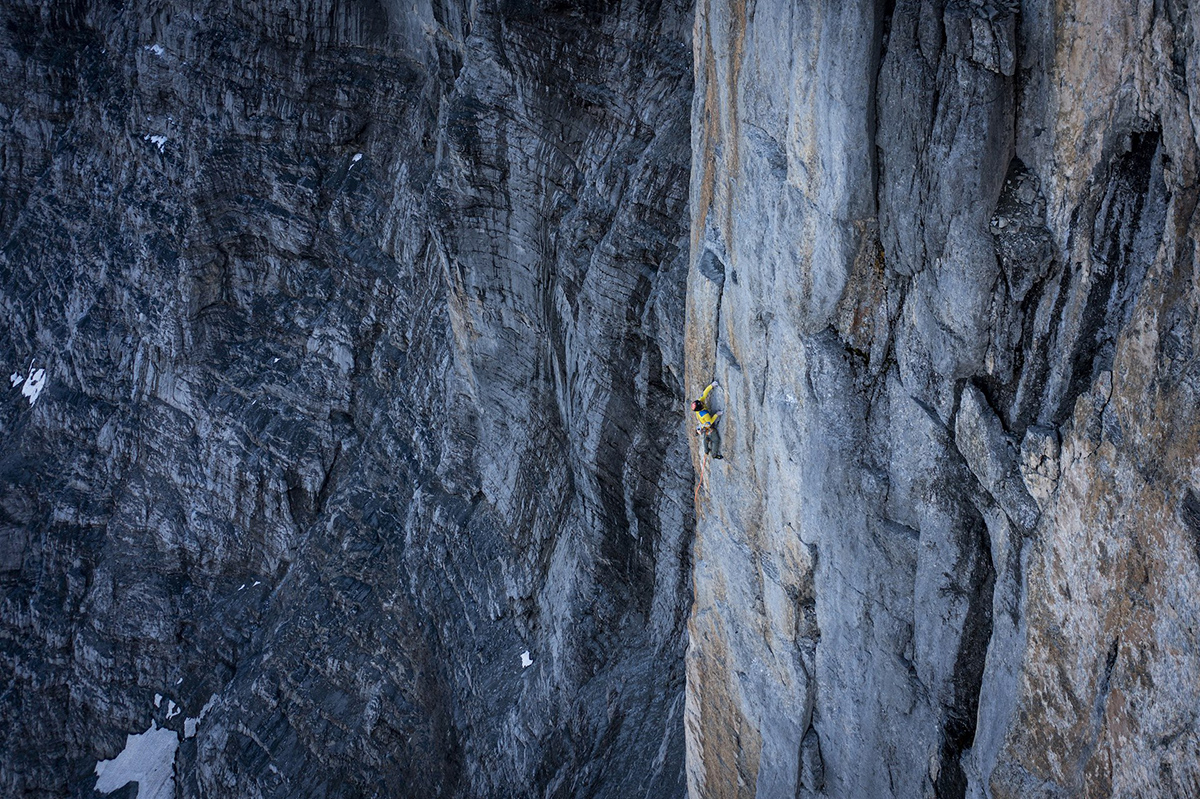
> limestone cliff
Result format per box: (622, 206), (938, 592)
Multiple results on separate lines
(5, 0), (1200, 797)
(686, 0), (1200, 796)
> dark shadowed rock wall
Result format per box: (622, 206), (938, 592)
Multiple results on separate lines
(0, 1), (693, 797)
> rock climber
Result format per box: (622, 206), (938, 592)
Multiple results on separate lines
(691, 380), (723, 459)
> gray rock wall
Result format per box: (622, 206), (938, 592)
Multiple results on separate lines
(6, 0), (1200, 797)
(0, 1), (693, 797)
(686, 0), (1200, 797)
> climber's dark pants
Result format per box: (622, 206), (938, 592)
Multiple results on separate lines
(703, 426), (722, 459)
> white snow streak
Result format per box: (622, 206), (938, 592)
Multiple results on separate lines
(145, 134), (167, 151)
(145, 44), (166, 56)
(9, 372), (22, 387)
(520, 650), (533, 669)
(184, 694), (217, 740)
(351, 153), (363, 163)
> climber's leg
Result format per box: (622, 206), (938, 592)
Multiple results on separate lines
(708, 426), (722, 459)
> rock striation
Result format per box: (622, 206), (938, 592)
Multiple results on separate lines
(686, 0), (1200, 796)
(6, 0), (1200, 797)
(1, 1), (693, 797)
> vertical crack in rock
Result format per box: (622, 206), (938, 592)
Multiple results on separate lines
(1180, 490), (1200, 564)
(935, 508), (996, 799)
(698, 247), (728, 380)
(1052, 130), (1166, 424)
(873, 0), (898, 205)
(797, 722), (825, 796)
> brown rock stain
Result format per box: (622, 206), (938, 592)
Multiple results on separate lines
(834, 220), (887, 360)
(687, 611), (763, 799)
(726, 0), (746, 179)
(999, 196), (1200, 792)
(691, 0), (747, 252)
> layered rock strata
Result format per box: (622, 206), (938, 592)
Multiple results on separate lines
(0, 1), (693, 796)
(7, 0), (1200, 796)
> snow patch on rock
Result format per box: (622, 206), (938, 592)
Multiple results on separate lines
(93, 721), (177, 798)
(17, 367), (46, 405)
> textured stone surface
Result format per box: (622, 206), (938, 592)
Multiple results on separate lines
(0, 1), (693, 797)
(686, 0), (1200, 796)
(8, 0), (1200, 796)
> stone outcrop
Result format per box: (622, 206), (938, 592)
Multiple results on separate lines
(686, 0), (1200, 797)
(6, 0), (1200, 797)
(0, 1), (693, 796)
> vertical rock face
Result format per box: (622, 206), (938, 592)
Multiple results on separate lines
(8, 0), (1200, 796)
(0, 1), (693, 797)
(686, 0), (1200, 797)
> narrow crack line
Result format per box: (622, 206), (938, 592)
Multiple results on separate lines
(711, 270), (726, 383)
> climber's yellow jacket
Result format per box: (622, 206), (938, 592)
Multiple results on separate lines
(692, 382), (720, 427)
